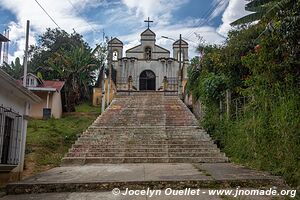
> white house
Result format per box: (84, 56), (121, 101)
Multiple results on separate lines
(0, 69), (40, 186)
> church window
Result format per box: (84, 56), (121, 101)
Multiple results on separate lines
(145, 47), (152, 60)
(112, 51), (118, 61)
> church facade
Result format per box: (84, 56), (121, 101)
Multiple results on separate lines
(108, 27), (189, 92)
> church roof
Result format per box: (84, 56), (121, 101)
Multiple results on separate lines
(141, 28), (156, 36)
(155, 45), (170, 53)
(126, 44), (142, 53)
(108, 37), (123, 45)
(173, 39), (188, 45)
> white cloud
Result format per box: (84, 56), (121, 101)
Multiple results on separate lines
(121, 0), (189, 25)
(0, 0), (104, 62)
(6, 21), (34, 63)
(111, 0), (228, 59)
(118, 23), (226, 59)
(217, 0), (250, 36)
(209, 0), (229, 20)
(2, 0), (234, 62)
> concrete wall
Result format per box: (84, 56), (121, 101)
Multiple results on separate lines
(93, 79), (116, 107)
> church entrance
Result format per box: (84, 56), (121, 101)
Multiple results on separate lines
(139, 70), (156, 91)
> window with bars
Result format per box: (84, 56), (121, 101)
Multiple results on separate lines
(0, 106), (22, 165)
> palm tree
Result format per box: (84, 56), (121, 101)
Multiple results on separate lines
(231, 0), (295, 25)
(47, 45), (99, 111)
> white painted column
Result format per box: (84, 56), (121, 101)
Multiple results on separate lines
(17, 101), (30, 178)
(46, 92), (50, 108)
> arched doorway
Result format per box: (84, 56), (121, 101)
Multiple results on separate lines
(139, 70), (156, 91)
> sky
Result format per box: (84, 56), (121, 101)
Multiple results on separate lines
(0, 0), (250, 63)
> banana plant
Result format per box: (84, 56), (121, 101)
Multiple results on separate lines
(231, 0), (295, 26)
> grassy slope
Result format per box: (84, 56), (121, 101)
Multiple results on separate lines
(23, 103), (100, 178)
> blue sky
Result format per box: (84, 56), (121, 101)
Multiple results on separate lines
(0, 0), (248, 62)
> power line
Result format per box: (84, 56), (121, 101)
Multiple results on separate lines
(34, 0), (61, 29)
(183, 4), (217, 38)
(185, 1), (223, 39)
(184, 0), (225, 40)
(66, 0), (98, 33)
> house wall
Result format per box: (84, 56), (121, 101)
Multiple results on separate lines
(0, 84), (29, 186)
(29, 91), (53, 119)
(0, 89), (25, 114)
(30, 91), (62, 119)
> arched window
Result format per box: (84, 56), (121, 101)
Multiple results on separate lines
(145, 47), (152, 60)
(177, 51), (184, 62)
(112, 50), (118, 61)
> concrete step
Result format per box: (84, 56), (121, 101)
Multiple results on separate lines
(76, 138), (212, 144)
(72, 143), (218, 149)
(66, 152), (225, 158)
(75, 139), (214, 144)
(68, 147), (221, 153)
(87, 126), (202, 129)
(79, 136), (212, 140)
(80, 134), (210, 139)
(83, 129), (207, 134)
(62, 157), (229, 165)
(82, 129), (208, 133)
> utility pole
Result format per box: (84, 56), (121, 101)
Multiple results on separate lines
(107, 37), (112, 106)
(2, 30), (6, 64)
(178, 34), (183, 98)
(101, 64), (106, 114)
(0, 33), (2, 64)
(23, 20), (30, 87)
(2, 29), (9, 64)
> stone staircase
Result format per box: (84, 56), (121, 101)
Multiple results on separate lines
(62, 92), (228, 165)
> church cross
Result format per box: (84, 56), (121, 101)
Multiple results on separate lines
(144, 17), (153, 29)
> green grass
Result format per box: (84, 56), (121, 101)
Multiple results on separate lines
(25, 103), (99, 174)
(75, 102), (100, 113)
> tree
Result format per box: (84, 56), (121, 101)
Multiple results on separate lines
(2, 57), (23, 79)
(28, 28), (107, 111)
(47, 44), (102, 111)
(28, 28), (90, 76)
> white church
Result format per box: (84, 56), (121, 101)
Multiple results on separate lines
(108, 19), (189, 93)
